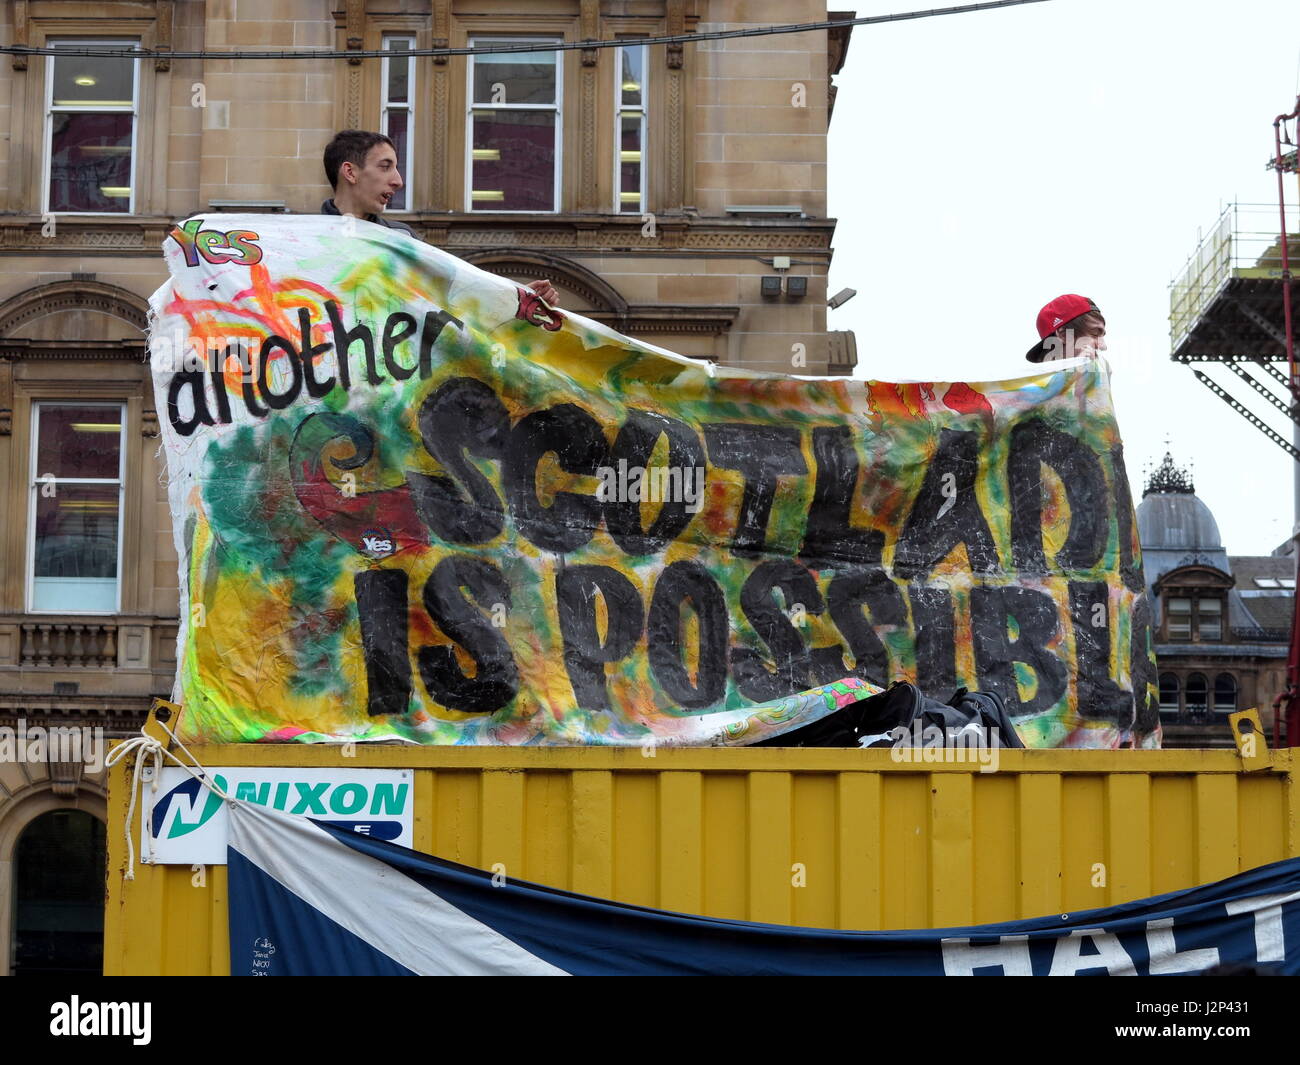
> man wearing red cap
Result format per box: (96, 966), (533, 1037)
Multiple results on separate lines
(1025, 294), (1107, 364)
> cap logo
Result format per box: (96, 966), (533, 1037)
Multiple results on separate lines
(1051, 316), (1063, 328)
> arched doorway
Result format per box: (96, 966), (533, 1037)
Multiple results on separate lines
(11, 809), (106, 975)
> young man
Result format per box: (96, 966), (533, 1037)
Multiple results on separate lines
(321, 129), (558, 304)
(1024, 294), (1106, 364)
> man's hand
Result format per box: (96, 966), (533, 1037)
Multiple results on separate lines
(526, 279), (559, 306)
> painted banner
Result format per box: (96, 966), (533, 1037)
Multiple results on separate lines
(150, 215), (1158, 747)
(228, 800), (1297, 975)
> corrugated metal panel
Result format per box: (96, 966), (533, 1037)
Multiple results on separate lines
(104, 746), (1298, 975)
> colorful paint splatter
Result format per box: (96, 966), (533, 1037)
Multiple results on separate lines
(149, 216), (1159, 748)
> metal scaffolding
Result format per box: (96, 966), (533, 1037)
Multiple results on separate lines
(1169, 98), (1300, 744)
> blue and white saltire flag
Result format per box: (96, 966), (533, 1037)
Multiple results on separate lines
(227, 800), (1300, 976)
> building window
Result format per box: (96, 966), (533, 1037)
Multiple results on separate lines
(1213, 673), (1238, 713)
(12, 810), (106, 975)
(381, 36), (414, 211)
(467, 38), (561, 212)
(1185, 672), (1208, 714)
(615, 42), (647, 213)
(1159, 672), (1180, 715)
(1167, 596), (1191, 640)
(45, 39), (138, 214)
(1197, 596), (1222, 641)
(28, 403), (124, 614)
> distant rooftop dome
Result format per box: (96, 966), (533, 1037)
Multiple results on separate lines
(1136, 450), (1223, 552)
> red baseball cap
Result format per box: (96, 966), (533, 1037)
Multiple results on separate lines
(1026, 294), (1101, 362)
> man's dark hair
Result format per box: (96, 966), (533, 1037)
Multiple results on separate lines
(1060, 309), (1106, 338)
(323, 130), (395, 190)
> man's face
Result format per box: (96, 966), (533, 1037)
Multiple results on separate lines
(1070, 319), (1107, 358)
(342, 143), (404, 214)
(1043, 318), (1107, 362)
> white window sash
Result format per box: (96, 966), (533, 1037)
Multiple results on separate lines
(465, 37), (562, 213)
(614, 43), (648, 213)
(43, 38), (140, 216)
(381, 35), (416, 213)
(27, 402), (126, 615)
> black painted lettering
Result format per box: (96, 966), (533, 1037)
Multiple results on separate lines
(505, 404), (607, 553)
(894, 428), (1000, 580)
(605, 409), (706, 556)
(802, 426), (884, 567)
(207, 347), (233, 424)
(970, 585), (1068, 717)
(899, 429), (998, 582)
(703, 424), (807, 556)
(1111, 442), (1146, 593)
(326, 299), (379, 389)
(1008, 417), (1107, 574)
(827, 567), (907, 686)
(299, 308), (335, 399)
(1068, 580), (1135, 726)
(647, 560), (727, 709)
(418, 556), (518, 714)
(408, 377), (510, 544)
(382, 312), (419, 381)
(1129, 593), (1159, 737)
(555, 565), (644, 711)
(732, 560), (823, 701)
(907, 584), (956, 695)
(257, 334), (303, 410)
(419, 310), (463, 379)
(355, 569), (412, 718)
(166, 371), (215, 437)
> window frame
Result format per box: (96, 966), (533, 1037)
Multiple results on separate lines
(381, 34), (416, 213)
(464, 36), (564, 214)
(26, 401), (127, 616)
(613, 40), (649, 215)
(1195, 595), (1222, 641)
(1212, 672), (1238, 714)
(1158, 672), (1181, 715)
(1166, 596), (1192, 640)
(42, 37), (141, 216)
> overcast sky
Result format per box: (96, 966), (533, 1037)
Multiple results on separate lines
(827, 0), (1300, 556)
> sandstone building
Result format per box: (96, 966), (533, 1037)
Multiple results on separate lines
(0, 0), (854, 972)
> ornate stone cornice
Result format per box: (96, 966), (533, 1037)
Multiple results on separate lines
(0, 215), (836, 256)
(587, 307), (737, 336)
(463, 250), (736, 337)
(0, 696), (154, 723)
(0, 218), (174, 256)
(420, 214), (836, 254)
(0, 339), (147, 361)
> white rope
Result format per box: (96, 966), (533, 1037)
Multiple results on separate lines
(105, 717), (232, 881)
